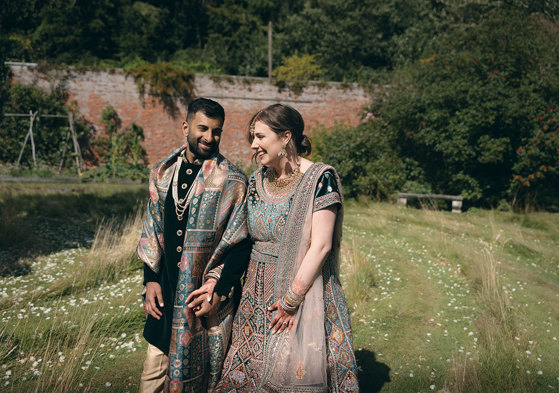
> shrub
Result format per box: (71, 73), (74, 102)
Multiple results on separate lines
(85, 105), (149, 181)
(312, 120), (406, 199)
(511, 109), (559, 210)
(273, 54), (325, 94)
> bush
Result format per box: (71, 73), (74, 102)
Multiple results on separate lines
(312, 120), (406, 199)
(273, 54), (325, 94)
(511, 109), (559, 210)
(86, 105), (149, 182)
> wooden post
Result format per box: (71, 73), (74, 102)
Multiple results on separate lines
(68, 112), (82, 176)
(58, 129), (71, 173)
(268, 21), (272, 83)
(16, 110), (38, 166)
(397, 196), (407, 207)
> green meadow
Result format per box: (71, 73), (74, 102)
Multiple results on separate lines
(0, 183), (557, 392)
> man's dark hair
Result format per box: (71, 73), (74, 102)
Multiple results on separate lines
(186, 98), (225, 125)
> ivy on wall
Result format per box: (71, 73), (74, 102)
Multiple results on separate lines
(126, 62), (194, 117)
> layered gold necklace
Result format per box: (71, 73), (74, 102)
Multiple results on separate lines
(264, 166), (303, 195)
(172, 150), (201, 221)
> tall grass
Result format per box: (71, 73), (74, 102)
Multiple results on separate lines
(44, 210), (144, 299)
(1, 210), (144, 392)
(341, 239), (377, 311)
(449, 236), (527, 392)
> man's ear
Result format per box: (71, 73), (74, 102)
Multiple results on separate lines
(182, 121), (189, 138)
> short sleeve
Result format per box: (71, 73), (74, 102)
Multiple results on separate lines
(313, 170), (341, 212)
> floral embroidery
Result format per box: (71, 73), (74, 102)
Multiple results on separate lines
(295, 361), (308, 380)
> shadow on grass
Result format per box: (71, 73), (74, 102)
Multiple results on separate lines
(0, 183), (147, 276)
(356, 349), (391, 392)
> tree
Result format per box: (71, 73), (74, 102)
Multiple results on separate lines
(369, 6), (559, 207)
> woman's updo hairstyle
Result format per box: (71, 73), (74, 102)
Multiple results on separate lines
(248, 104), (312, 156)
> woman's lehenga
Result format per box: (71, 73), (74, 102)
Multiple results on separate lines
(216, 163), (359, 393)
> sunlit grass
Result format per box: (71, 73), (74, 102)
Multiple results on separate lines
(0, 199), (145, 392)
(342, 201), (559, 392)
(1, 185), (558, 392)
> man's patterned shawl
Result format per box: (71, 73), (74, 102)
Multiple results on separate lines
(137, 145), (249, 393)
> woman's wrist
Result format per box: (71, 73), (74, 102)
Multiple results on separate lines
(280, 287), (305, 313)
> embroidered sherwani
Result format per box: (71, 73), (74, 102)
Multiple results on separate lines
(138, 146), (248, 393)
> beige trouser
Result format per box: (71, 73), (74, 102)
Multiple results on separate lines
(139, 344), (168, 393)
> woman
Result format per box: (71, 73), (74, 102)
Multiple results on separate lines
(215, 104), (359, 392)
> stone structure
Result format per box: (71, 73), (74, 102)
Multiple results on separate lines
(10, 64), (372, 166)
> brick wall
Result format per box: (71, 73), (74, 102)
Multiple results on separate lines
(10, 65), (373, 166)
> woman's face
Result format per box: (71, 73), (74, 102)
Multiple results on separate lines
(250, 121), (286, 167)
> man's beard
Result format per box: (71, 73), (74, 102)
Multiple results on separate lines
(187, 135), (218, 160)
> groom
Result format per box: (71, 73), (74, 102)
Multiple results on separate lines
(138, 98), (250, 392)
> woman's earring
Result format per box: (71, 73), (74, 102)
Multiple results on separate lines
(278, 145), (287, 158)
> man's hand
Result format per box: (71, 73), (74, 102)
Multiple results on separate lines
(187, 292), (222, 317)
(144, 282), (164, 320)
(186, 278), (220, 317)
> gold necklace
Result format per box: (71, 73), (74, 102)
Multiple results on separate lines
(172, 151), (200, 220)
(264, 166), (303, 195)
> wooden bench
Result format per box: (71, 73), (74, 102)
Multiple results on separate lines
(397, 193), (464, 213)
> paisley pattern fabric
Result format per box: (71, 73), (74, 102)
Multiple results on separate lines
(216, 163), (358, 393)
(137, 146), (249, 393)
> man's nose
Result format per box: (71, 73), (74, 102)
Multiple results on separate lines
(202, 129), (215, 141)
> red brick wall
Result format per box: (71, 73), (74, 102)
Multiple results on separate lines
(10, 65), (373, 166)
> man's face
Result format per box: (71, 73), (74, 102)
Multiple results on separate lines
(182, 111), (223, 161)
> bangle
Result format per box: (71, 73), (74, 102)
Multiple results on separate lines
(280, 297), (298, 313)
(284, 287), (304, 308)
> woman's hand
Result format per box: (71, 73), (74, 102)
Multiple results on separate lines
(268, 300), (296, 333)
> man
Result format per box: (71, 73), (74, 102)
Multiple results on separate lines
(137, 98), (250, 393)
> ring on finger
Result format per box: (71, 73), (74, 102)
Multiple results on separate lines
(282, 321), (287, 325)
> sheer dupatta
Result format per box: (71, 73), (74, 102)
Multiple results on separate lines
(259, 163), (356, 392)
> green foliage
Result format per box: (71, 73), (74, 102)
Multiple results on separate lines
(85, 105), (148, 181)
(312, 121), (406, 199)
(511, 109), (559, 210)
(272, 54), (325, 93)
(126, 61), (194, 117)
(0, 83), (94, 170)
(363, 7), (559, 207)
(0, 37), (11, 121)
(171, 48), (223, 74)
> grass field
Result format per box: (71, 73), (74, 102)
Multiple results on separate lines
(0, 183), (558, 392)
